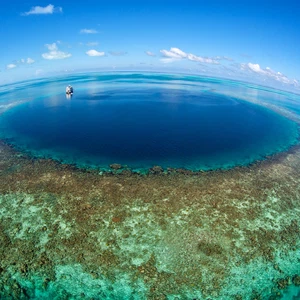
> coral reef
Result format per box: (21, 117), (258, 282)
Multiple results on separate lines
(0, 138), (300, 298)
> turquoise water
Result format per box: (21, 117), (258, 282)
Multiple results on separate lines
(0, 73), (298, 171)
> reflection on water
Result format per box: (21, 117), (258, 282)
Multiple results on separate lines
(66, 93), (72, 100)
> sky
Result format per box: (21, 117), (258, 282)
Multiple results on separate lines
(1, 0), (300, 92)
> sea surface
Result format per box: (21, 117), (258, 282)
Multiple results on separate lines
(0, 73), (298, 171)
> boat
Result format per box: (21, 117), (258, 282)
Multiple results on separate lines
(66, 85), (73, 95)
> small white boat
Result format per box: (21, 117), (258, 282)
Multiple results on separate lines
(66, 85), (73, 95)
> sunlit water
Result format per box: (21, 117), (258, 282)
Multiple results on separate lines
(0, 73), (298, 171)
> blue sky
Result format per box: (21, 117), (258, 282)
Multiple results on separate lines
(1, 0), (300, 91)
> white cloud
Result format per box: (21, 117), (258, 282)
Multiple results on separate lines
(80, 29), (98, 34)
(187, 53), (218, 64)
(26, 58), (35, 64)
(248, 63), (262, 73)
(293, 79), (300, 89)
(160, 49), (183, 59)
(86, 49), (105, 57)
(22, 4), (62, 16)
(42, 43), (71, 60)
(160, 47), (218, 64)
(145, 51), (156, 57)
(169, 47), (187, 58)
(240, 62), (297, 86)
(6, 64), (17, 69)
(46, 43), (58, 51)
(17, 57), (35, 65)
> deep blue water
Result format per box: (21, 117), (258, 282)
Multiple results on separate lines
(0, 73), (299, 171)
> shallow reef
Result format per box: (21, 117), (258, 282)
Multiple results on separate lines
(0, 137), (300, 299)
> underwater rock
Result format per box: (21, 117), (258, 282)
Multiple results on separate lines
(277, 277), (290, 289)
(167, 167), (176, 173)
(176, 168), (194, 175)
(119, 169), (133, 176)
(112, 216), (122, 223)
(197, 241), (223, 256)
(19, 263), (28, 274)
(43, 278), (51, 289)
(149, 165), (164, 174)
(110, 163), (122, 170)
(292, 275), (300, 286)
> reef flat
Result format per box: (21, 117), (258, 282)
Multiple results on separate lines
(0, 138), (300, 299)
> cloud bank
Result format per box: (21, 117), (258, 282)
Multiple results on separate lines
(160, 47), (219, 64)
(240, 62), (294, 85)
(158, 48), (299, 90)
(22, 4), (62, 16)
(42, 43), (71, 60)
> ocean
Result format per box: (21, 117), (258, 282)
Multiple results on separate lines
(0, 72), (299, 299)
(0, 73), (298, 172)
